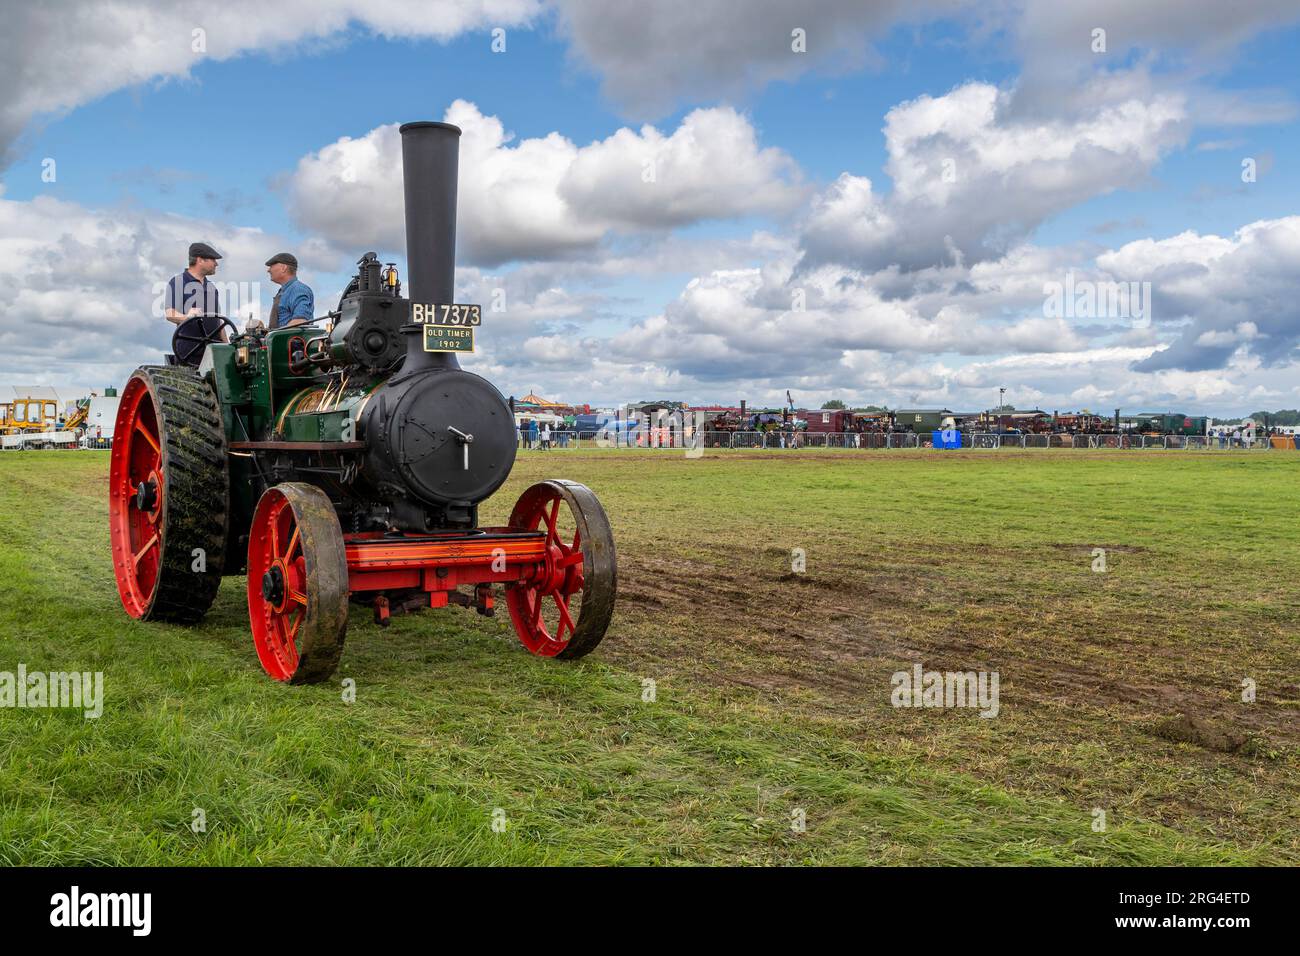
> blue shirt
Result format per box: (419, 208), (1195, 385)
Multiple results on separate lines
(272, 277), (314, 328)
(166, 270), (220, 316)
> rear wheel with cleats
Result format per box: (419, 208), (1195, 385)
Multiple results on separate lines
(108, 366), (228, 622)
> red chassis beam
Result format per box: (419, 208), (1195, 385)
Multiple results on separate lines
(344, 528), (550, 610)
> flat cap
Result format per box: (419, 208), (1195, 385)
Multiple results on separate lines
(189, 241), (222, 260)
(265, 252), (298, 269)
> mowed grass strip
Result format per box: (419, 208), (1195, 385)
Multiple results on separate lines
(0, 448), (1295, 865)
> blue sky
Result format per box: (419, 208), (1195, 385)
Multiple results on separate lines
(1, 1), (1298, 415)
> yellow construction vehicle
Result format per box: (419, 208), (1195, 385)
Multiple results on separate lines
(0, 397), (61, 435)
(63, 398), (90, 432)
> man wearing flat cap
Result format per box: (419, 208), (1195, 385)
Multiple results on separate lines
(265, 252), (314, 329)
(165, 241), (223, 325)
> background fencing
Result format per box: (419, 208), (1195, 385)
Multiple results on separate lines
(520, 431), (1294, 451)
(7, 431), (1292, 452)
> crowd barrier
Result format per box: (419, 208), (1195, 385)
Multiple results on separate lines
(6, 430), (1287, 453)
(515, 431), (1294, 451)
(1, 431), (82, 451)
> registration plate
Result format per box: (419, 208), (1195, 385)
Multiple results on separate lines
(412, 303), (481, 327)
(414, 302), (480, 353)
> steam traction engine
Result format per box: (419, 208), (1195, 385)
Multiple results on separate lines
(108, 121), (616, 683)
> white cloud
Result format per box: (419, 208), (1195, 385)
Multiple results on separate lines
(286, 101), (805, 266)
(0, 0), (543, 165)
(1098, 217), (1300, 370)
(553, 0), (1300, 122)
(4, 0), (1295, 172)
(1195, 322), (1258, 348)
(596, 250), (1090, 390)
(0, 193), (329, 395)
(468, 212), (1300, 410)
(800, 80), (1189, 272)
(552, 0), (957, 118)
(558, 107), (804, 227)
(1014, 0), (1300, 76)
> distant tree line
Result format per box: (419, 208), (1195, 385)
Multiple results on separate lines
(821, 400), (888, 411)
(1248, 409), (1300, 426)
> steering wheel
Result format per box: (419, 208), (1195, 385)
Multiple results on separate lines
(172, 314), (240, 367)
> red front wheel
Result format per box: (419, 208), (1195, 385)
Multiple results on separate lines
(247, 483), (349, 683)
(505, 480), (616, 658)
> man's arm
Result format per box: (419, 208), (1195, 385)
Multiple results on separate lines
(283, 283), (315, 327)
(164, 274), (188, 324)
(212, 285), (228, 342)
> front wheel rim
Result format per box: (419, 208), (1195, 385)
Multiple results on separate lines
(505, 480), (616, 659)
(247, 488), (309, 681)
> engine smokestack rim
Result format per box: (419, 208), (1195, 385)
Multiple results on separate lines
(399, 121), (462, 135)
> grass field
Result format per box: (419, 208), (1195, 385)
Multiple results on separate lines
(1, 447), (1296, 865)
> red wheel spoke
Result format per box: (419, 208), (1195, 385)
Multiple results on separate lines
(531, 590), (544, 629)
(558, 550), (583, 568)
(269, 508), (280, 556)
(571, 529), (581, 552)
(275, 612), (300, 671)
(553, 593), (575, 640)
(543, 497), (561, 543)
(134, 420), (160, 455)
(288, 588), (307, 607)
(133, 534), (159, 566)
(285, 526), (301, 561)
(271, 618), (289, 662)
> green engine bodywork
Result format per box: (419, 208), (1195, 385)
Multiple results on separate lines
(1133, 413), (1209, 436)
(203, 325), (387, 573)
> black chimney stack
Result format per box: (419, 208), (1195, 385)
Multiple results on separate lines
(399, 121), (461, 372)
